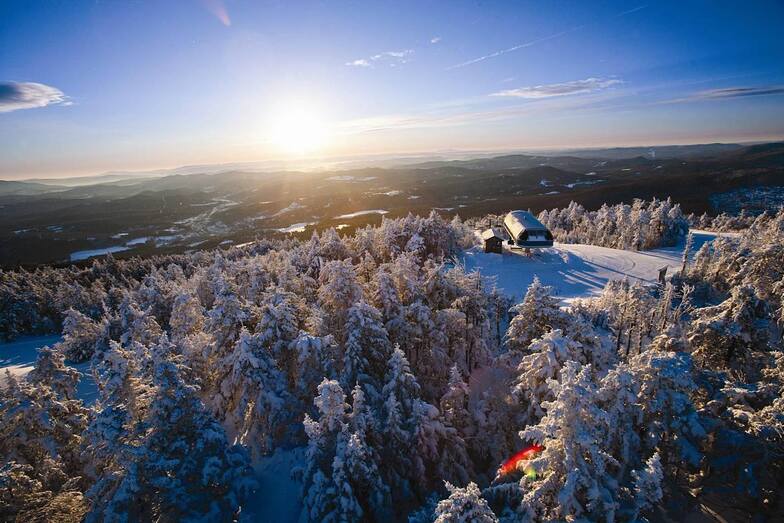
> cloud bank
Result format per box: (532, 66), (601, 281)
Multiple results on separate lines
(346, 49), (413, 68)
(0, 81), (68, 113)
(491, 77), (622, 99)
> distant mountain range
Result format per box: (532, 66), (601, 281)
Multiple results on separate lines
(2, 141), (782, 267)
(6, 141), (779, 188)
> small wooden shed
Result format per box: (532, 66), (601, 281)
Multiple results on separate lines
(481, 228), (506, 254)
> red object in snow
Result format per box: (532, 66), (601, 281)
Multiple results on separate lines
(498, 444), (544, 476)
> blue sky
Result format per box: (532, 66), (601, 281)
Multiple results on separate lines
(1, 0), (784, 178)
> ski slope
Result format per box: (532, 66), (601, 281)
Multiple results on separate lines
(462, 230), (731, 302)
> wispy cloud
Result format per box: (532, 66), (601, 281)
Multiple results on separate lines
(662, 85), (784, 104)
(0, 81), (69, 113)
(430, 36), (441, 44)
(346, 59), (371, 67)
(346, 49), (414, 68)
(446, 27), (582, 70)
(446, 5), (647, 70)
(692, 86), (784, 100)
(491, 78), (622, 99)
(616, 4), (648, 16)
(334, 89), (624, 135)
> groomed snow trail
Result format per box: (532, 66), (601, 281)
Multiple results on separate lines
(462, 230), (730, 302)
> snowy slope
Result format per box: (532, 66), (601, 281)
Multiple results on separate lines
(0, 335), (98, 403)
(0, 335), (62, 381)
(462, 230), (729, 302)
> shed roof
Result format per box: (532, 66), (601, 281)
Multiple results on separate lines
(481, 227), (507, 241)
(504, 210), (548, 240)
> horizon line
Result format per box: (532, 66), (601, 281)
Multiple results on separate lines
(5, 137), (784, 182)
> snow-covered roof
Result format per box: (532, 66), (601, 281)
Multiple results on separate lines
(504, 210), (548, 241)
(481, 228), (506, 241)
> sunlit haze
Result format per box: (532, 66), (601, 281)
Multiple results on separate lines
(1, 0), (784, 178)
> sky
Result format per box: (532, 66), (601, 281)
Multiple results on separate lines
(1, 0), (784, 179)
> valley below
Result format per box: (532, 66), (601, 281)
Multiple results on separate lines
(2, 142), (782, 267)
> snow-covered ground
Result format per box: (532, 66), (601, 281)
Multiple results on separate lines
(462, 230), (731, 302)
(334, 209), (389, 219)
(0, 335), (98, 403)
(242, 448), (306, 522)
(70, 245), (132, 261)
(277, 222), (316, 233)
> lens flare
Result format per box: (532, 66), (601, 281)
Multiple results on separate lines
(201, 0), (230, 26)
(498, 444), (543, 477)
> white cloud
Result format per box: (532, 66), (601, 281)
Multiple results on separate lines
(0, 81), (68, 113)
(345, 59), (371, 67)
(491, 77), (622, 99)
(430, 36), (441, 44)
(345, 49), (413, 68)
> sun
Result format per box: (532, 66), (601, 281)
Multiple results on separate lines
(267, 101), (328, 156)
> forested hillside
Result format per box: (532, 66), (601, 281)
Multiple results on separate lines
(1, 205), (782, 521)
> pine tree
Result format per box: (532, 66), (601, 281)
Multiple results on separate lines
(689, 285), (770, 374)
(439, 365), (473, 439)
(380, 348), (421, 503)
(506, 277), (565, 354)
(318, 259), (363, 341)
(302, 379), (351, 521)
(59, 308), (107, 363)
(632, 452), (663, 520)
(26, 345), (81, 401)
(433, 482), (498, 523)
(341, 302), (392, 403)
(91, 347), (255, 522)
(629, 350), (706, 469)
(412, 400), (474, 491)
(84, 342), (147, 481)
(372, 269), (406, 341)
(518, 362), (619, 522)
(211, 327), (290, 457)
(512, 330), (585, 424)
(169, 291), (205, 341)
(1, 357), (89, 521)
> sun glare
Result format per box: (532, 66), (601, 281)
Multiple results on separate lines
(268, 102), (328, 156)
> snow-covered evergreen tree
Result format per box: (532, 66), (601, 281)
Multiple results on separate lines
(512, 329), (585, 424)
(632, 452), (663, 520)
(90, 345), (255, 521)
(0, 355), (89, 521)
(505, 277), (565, 354)
(211, 327), (290, 457)
(518, 362), (619, 522)
(341, 301), (392, 401)
(59, 308), (107, 362)
(318, 259), (363, 341)
(434, 482), (498, 523)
